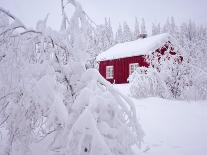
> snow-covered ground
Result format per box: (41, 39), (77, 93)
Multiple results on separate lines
(114, 84), (207, 155)
(1, 83), (207, 155)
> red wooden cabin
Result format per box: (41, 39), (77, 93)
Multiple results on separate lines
(96, 33), (180, 84)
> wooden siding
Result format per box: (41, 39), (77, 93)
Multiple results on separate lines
(99, 55), (149, 84)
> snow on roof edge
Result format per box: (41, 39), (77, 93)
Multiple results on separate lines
(96, 33), (171, 61)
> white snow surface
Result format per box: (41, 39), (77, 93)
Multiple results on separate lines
(114, 84), (207, 155)
(96, 33), (170, 61)
(1, 83), (207, 155)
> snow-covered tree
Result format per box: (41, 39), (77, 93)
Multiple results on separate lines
(60, 69), (144, 155)
(162, 17), (177, 36)
(170, 17), (177, 35)
(162, 18), (170, 33)
(0, 1), (144, 155)
(0, 8), (66, 154)
(134, 17), (140, 40)
(96, 18), (114, 52)
(141, 18), (147, 34)
(149, 35), (194, 99)
(105, 18), (114, 47)
(128, 34), (191, 99)
(152, 23), (161, 35)
(122, 21), (133, 42)
(177, 21), (207, 100)
(128, 67), (170, 98)
(115, 23), (123, 43)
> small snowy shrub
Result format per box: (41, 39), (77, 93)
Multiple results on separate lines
(128, 67), (170, 98)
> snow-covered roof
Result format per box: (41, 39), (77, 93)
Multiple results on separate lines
(97, 33), (171, 61)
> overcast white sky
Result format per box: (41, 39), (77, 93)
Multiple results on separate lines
(0, 0), (206, 32)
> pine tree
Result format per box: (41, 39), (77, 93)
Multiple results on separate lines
(170, 16), (176, 35)
(115, 23), (123, 43)
(141, 18), (147, 34)
(162, 17), (170, 33)
(134, 17), (140, 40)
(157, 23), (161, 34)
(122, 21), (132, 42)
(152, 23), (161, 35)
(152, 23), (157, 35)
(105, 18), (114, 47)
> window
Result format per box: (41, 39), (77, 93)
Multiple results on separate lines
(35, 41), (47, 53)
(35, 43), (41, 53)
(129, 63), (139, 75)
(106, 66), (114, 79)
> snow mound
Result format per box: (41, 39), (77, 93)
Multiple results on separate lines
(97, 33), (170, 61)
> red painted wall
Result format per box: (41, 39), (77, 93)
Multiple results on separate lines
(99, 55), (149, 84)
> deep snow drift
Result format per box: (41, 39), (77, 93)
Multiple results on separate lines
(114, 84), (207, 155)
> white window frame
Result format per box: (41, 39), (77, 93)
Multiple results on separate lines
(35, 43), (41, 53)
(129, 63), (139, 75)
(106, 66), (114, 79)
(35, 41), (47, 53)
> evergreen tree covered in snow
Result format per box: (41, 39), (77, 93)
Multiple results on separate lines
(122, 21), (133, 42)
(96, 18), (114, 52)
(162, 18), (170, 33)
(152, 23), (161, 35)
(162, 17), (177, 36)
(178, 21), (207, 99)
(105, 18), (114, 47)
(115, 23), (123, 43)
(134, 17), (140, 40)
(141, 18), (147, 34)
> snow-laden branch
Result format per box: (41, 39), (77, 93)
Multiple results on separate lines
(0, 115), (9, 127)
(95, 70), (143, 142)
(189, 64), (207, 80)
(0, 7), (26, 29)
(0, 7), (47, 37)
(62, 0), (97, 28)
(0, 7), (20, 21)
(63, 69), (143, 154)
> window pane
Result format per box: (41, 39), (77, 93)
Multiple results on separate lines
(129, 63), (139, 75)
(106, 66), (114, 79)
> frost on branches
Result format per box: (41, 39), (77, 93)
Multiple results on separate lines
(61, 69), (143, 155)
(128, 38), (189, 99)
(151, 18), (207, 100)
(128, 67), (169, 99)
(0, 1), (144, 155)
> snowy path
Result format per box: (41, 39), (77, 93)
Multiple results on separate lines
(114, 84), (207, 155)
